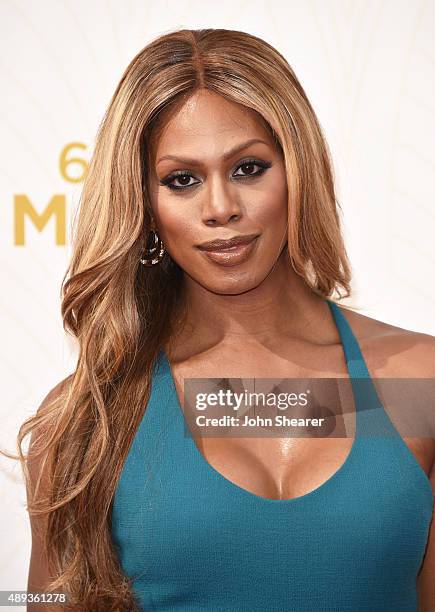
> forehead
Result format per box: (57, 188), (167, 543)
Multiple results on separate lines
(148, 90), (275, 160)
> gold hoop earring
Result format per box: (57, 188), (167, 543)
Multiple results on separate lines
(140, 229), (165, 266)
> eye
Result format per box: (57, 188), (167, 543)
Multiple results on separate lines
(159, 171), (200, 191)
(159, 158), (272, 191)
(233, 159), (271, 179)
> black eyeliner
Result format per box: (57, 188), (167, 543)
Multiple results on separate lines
(159, 158), (272, 191)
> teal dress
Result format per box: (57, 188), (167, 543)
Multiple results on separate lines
(110, 299), (433, 611)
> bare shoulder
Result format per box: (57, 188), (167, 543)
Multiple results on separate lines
(338, 305), (435, 377)
(340, 305), (435, 478)
(27, 375), (74, 470)
(38, 375), (74, 410)
(29, 374), (73, 459)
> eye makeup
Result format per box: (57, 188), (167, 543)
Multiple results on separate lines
(159, 158), (272, 191)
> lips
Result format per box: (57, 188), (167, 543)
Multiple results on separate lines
(197, 235), (259, 267)
(197, 233), (259, 251)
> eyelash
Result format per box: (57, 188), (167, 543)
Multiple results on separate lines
(159, 158), (272, 191)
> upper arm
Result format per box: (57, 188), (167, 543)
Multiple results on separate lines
(417, 463), (435, 611)
(26, 378), (72, 611)
(413, 333), (435, 611)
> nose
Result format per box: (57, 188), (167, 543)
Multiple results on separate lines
(201, 178), (243, 227)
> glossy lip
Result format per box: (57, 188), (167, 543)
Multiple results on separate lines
(199, 235), (259, 267)
(196, 233), (260, 251)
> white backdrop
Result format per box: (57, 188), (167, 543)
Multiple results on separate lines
(1, 0), (434, 606)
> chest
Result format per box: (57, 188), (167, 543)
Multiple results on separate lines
(168, 347), (434, 500)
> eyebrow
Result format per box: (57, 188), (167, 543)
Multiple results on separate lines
(156, 138), (270, 166)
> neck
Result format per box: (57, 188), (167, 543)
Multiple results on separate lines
(166, 252), (338, 360)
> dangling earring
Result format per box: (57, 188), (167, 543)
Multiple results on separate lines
(140, 227), (165, 266)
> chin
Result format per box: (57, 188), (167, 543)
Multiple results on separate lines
(199, 273), (264, 296)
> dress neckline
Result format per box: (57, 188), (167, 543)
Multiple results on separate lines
(156, 298), (386, 505)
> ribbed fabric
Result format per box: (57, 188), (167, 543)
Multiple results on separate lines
(110, 299), (434, 611)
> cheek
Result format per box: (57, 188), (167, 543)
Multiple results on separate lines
(155, 205), (196, 251)
(256, 198), (287, 225)
(254, 166), (288, 222)
(252, 187), (288, 227)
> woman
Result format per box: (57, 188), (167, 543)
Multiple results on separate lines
(18, 28), (434, 611)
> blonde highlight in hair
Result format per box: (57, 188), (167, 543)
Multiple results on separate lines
(6, 28), (353, 610)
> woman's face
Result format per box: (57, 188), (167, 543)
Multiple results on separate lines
(147, 89), (289, 295)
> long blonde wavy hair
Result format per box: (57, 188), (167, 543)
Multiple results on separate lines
(5, 27), (352, 610)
